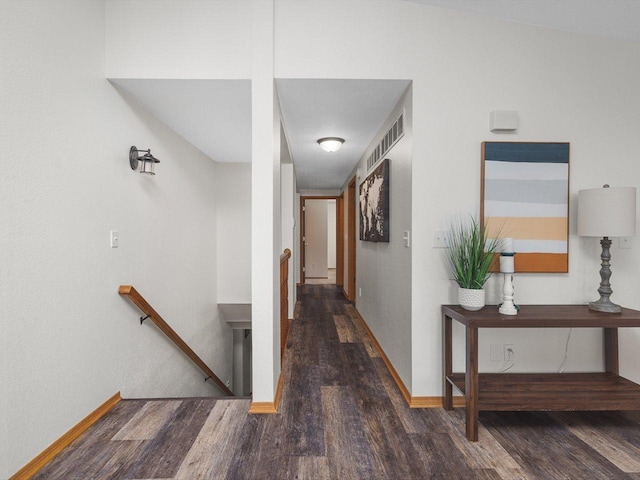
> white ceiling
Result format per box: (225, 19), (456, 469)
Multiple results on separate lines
(110, 79), (252, 163)
(111, 76), (410, 190)
(109, 1), (640, 191)
(277, 79), (411, 190)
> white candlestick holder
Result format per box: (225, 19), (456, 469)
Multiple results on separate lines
(498, 250), (517, 315)
(499, 273), (518, 315)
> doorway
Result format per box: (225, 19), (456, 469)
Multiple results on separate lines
(300, 197), (341, 285)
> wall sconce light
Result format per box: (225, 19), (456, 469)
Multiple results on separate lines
(129, 146), (160, 175)
(317, 137), (345, 153)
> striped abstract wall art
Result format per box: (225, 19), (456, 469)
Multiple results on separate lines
(481, 142), (570, 273)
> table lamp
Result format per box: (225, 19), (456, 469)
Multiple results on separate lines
(577, 185), (636, 313)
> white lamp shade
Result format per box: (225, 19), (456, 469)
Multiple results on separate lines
(578, 186), (636, 237)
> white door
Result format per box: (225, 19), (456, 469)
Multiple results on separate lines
(305, 199), (328, 278)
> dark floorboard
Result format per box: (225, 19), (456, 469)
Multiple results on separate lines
(33, 284), (640, 479)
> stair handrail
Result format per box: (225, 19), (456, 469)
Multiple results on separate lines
(118, 285), (234, 396)
(280, 248), (292, 360)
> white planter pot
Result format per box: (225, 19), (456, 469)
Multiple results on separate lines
(458, 287), (485, 311)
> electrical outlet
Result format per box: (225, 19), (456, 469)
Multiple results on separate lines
(504, 344), (515, 362)
(490, 344), (502, 361)
(433, 230), (449, 248)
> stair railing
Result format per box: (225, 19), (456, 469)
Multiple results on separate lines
(280, 248), (292, 360)
(119, 285), (234, 396)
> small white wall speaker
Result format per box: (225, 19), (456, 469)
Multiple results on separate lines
(490, 110), (518, 131)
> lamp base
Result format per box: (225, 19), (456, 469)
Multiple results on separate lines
(589, 237), (622, 314)
(588, 299), (622, 314)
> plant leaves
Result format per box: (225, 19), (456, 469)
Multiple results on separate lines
(446, 215), (502, 289)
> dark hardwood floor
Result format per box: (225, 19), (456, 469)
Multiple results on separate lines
(34, 285), (640, 479)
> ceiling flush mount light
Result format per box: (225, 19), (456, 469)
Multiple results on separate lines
(129, 146), (160, 175)
(578, 184), (636, 313)
(317, 137), (345, 153)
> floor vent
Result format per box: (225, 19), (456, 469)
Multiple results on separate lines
(367, 111), (404, 171)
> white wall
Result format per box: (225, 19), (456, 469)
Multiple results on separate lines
(295, 192), (301, 286)
(342, 186), (351, 290)
(107, 0), (280, 404)
(342, 86), (414, 390)
(281, 157), (298, 318)
(280, 123), (297, 317)
(250, 0), (282, 403)
(216, 163), (252, 303)
(327, 200), (337, 269)
(105, 0), (252, 79)
(305, 200), (330, 278)
(299, 189), (341, 196)
(0, 1), (231, 476)
(276, 0), (640, 395)
(6, 9), (638, 476)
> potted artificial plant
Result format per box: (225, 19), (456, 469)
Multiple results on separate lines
(447, 216), (502, 311)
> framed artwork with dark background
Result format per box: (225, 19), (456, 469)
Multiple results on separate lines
(360, 158), (390, 242)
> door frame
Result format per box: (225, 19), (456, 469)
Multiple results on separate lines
(336, 193), (344, 288)
(346, 177), (357, 301)
(300, 196), (339, 285)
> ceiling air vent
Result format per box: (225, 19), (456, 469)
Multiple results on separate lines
(367, 111), (404, 171)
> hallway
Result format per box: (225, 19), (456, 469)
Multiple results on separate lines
(33, 285), (640, 479)
(304, 268), (337, 285)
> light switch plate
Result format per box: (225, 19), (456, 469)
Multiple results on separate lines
(403, 230), (411, 248)
(110, 230), (119, 248)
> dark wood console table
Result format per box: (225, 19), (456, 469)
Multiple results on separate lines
(442, 304), (640, 441)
